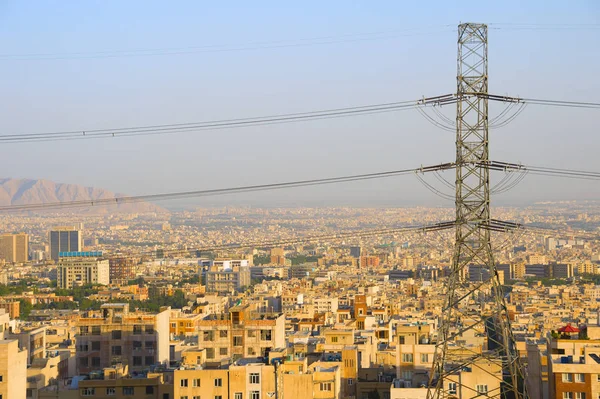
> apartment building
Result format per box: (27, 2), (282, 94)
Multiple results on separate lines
(109, 257), (137, 284)
(174, 361), (276, 399)
(10, 326), (46, 365)
(0, 339), (28, 399)
(75, 303), (169, 374)
(197, 304), (285, 363)
(205, 259), (251, 294)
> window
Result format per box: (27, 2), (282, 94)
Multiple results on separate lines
(215, 378), (223, 387)
(80, 357), (89, 367)
(145, 325), (154, 334)
(250, 373), (260, 384)
(146, 387), (154, 395)
(92, 326), (101, 335)
(27, 390), (33, 398)
(563, 373), (573, 382)
(111, 346), (122, 356)
(180, 379), (188, 387)
(320, 382), (332, 391)
(250, 392), (260, 399)
(399, 336), (405, 344)
(348, 378), (354, 385)
(248, 330), (256, 338)
(107, 388), (116, 396)
(220, 347), (228, 355)
(575, 393), (586, 399)
(575, 374), (585, 383)
(235, 394), (243, 399)
(81, 388), (95, 396)
(80, 326), (89, 335)
(248, 347), (256, 356)
(215, 396), (223, 399)
(133, 341), (142, 350)
(193, 397), (201, 399)
(145, 341), (155, 349)
(476, 385), (488, 394)
(91, 357), (101, 367)
(92, 341), (101, 351)
(234, 336), (243, 346)
(260, 330), (272, 341)
(421, 353), (429, 363)
(111, 330), (122, 340)
(563, 393), (573, 399)
(448, 382), (457, 395)
(133, 356), (142, 366)
(133, 325), (143, 334)
(206, 348), (215, 359)
(402, 370), (412, 380)
(180, 397), (188, 399)
(204, 331), (214, 341)
(123, 387), (134, 396)
(401, 353), (413, 363)
(193, 379), (201, 387)
(331, 336), (338, 343)
(145, 356), (155, 365)
(220, 330), (228, 338)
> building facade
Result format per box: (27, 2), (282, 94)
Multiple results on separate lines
(0, 233), (28, 263)
(57, 252), (109, 288)
(49, 227), (82, 261)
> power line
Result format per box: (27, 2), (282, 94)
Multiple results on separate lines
(484, 94), (600, 109)
(4, 160), (598, 213)
(1, 95), (459, 144)
(0, 98), (437, 143)
(0, 163), (454, 213)
(0, 26), (455, 61)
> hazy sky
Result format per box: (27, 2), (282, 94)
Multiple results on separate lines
(0, 1), (599, 208)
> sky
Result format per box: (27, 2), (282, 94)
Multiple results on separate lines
(0, 1), (599, 208)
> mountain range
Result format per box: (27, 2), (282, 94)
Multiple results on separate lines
(0, 178), (167, 214)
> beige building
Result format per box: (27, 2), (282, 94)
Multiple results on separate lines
(0, 232), (28, 263)
(205, 259), (251, 294)
(174, 362), (277, 399)
(75, 303), (169, 374)
(197, 304), (285, 362)
(57, 254), (110, 288)
(0, 339), (28, 399)
(10, 326), (46, 365)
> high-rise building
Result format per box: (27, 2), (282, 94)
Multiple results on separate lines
(57, 251), (109, 288)
(350, 246), (362, 258)
(0, 233), (28, 263)
(49, 226), (83, 261)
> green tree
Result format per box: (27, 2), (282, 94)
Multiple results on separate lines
(19, 299), (33, 319)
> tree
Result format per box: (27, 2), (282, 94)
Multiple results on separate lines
(18, 299), (33, 320)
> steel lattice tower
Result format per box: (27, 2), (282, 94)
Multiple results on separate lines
(427, 23), (525, 399)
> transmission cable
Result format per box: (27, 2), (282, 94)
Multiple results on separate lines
(0, 98), (435, 143)
(0, 163), (454, 213)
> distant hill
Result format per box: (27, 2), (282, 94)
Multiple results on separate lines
(0, 178), (168, 214)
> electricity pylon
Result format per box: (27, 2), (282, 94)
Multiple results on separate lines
(426, 23), (525, 399)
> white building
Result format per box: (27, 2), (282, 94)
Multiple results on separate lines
(57, 252), (110, 288)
